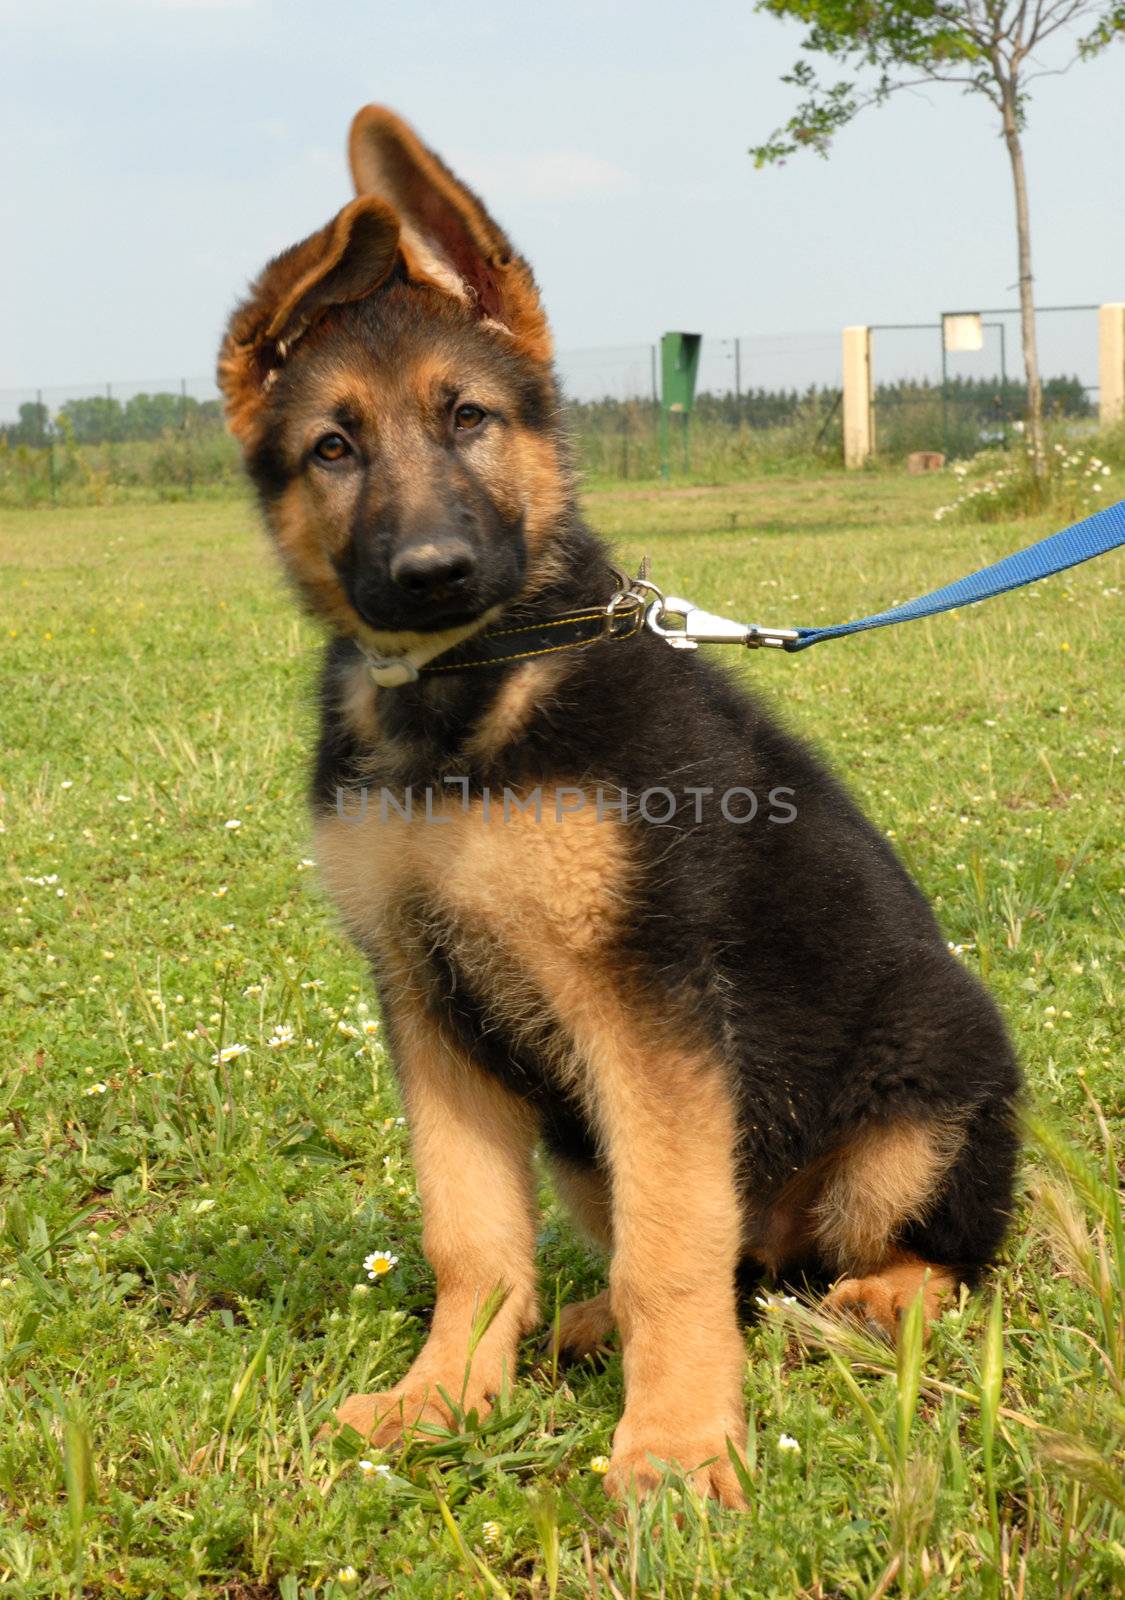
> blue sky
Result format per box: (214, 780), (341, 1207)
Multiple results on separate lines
(2, 0), (1122, 396)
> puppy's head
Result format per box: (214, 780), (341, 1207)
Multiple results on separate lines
(218, 107), (566, 650)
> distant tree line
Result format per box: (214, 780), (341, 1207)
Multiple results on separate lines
(565, 373), (1092, 433)
(873, 373), (1092, 422)
(1, 374), (1091, 450)
(1, 392), (224, 446)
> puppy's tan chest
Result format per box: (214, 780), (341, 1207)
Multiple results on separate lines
(314, 787), (632, 981)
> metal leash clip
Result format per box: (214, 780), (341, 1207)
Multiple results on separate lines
(606, 562), (800, 652)
(603, 564), (655, 639)
(646, 596), (800, 652)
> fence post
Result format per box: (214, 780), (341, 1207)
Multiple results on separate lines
(39, 388), (57, 504)
(842, 325), (874, 468)
(181, 378), (194, 496)
(1099, 303), (1125, 427)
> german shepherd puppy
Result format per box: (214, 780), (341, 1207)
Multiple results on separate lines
(218, 106), (1020, 1506)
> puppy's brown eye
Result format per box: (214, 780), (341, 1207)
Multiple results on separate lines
(453, 404), (487, 431)
(313, 432), (351, 462)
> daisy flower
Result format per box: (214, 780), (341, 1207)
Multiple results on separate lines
(363, 1250), (399, 1280)
(357, 1459), (391, 1478)
(754, 1292), (797, 1313)
(211, 1043), (249, 1064)
(778, 1433), (801, 1453)
(85, 1082), (108, 1096)
(267, 1023), (295, 1049)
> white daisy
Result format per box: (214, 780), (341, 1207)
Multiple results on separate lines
(211, 1043), (249, 1064)
(363, 1250), (399, 1280)
(754, 1292), (797, 1313)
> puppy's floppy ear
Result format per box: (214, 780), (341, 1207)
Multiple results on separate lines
(217, 194), (400, 444)
(349, 105), (551, 365)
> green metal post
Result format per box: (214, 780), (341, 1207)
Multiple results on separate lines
(659, 332), (702, 482)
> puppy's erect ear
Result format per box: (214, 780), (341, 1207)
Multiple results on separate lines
(348, 105), (552, 365)
(218, 194), (400, 444)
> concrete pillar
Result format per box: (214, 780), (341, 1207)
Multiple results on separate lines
(1099, 303), (1125, 426)
(842, 325), (874, 468)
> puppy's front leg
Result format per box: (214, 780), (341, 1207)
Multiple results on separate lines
(593, 1038), (748, 1506)
(328, 1004), (539, 1446)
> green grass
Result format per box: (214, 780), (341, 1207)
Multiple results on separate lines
(1, 472), (1122, 1598)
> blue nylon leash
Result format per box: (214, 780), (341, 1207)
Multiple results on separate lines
(384, 498), (1125, 679)
(784, 496), (1125, 652)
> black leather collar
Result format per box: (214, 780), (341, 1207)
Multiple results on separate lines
(362, 589), (647, 686)
(420, 601), (644, 674)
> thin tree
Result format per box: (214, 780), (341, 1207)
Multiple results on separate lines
(751, 2), (1124, 475)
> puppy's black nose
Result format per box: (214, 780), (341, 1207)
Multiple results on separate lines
(390, 540), (476, 599)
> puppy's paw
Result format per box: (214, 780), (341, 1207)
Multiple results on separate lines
(544, 1289), (615, 1364)
(824, 1258), (956, 1341)
(604, 1416), (748, 1509)
(318, 1382), (487, 1447)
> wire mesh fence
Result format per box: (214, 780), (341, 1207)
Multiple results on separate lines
(872, 304), (1100, 460)
(0, 330), (845, 503)
(0, 307), (1106, 504)
(0, 376), (235, 504)
(555, 328), (844, 481)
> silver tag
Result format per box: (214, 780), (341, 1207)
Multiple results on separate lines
(366, 657), (420, 688)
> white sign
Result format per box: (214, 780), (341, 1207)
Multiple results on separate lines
(943, 313), (983, 353)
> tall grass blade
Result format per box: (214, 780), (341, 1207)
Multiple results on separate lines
(979, 1286), (1004, 1596)
(529, 1485), (561, 1600)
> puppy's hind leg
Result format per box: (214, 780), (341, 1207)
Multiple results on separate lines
(816, 1119), (967, 1341)
(820, 943), (1021, 1341)
(817, 1085), (1020, 1341)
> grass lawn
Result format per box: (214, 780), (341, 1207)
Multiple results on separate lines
(1, 472), (1122, 1598)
